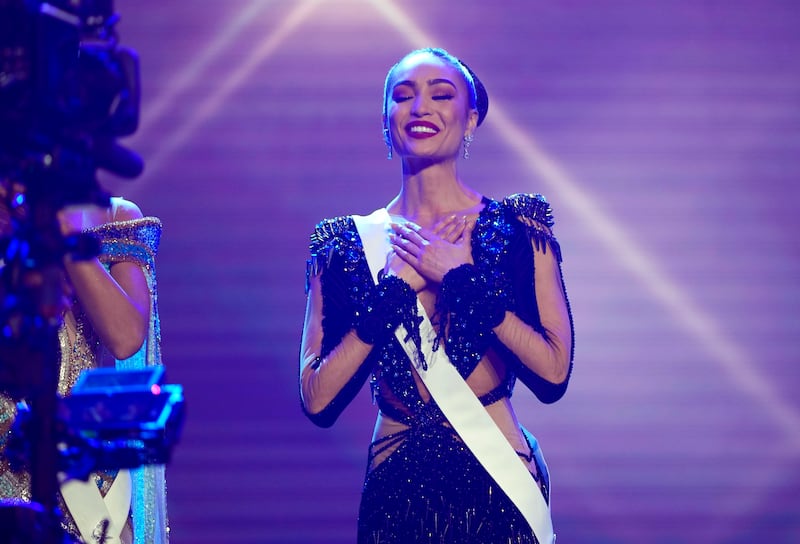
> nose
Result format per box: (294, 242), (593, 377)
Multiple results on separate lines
(410, 94), (430, 117)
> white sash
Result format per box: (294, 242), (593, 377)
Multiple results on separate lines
(60, 469), (131, 543)
(353, 209), (554, 544)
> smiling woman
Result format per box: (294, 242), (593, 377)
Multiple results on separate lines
(382, 48), (480, 162)
(299, 47), (574, 544)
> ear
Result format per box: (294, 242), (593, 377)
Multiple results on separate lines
(382, 115), (391, 145)
(465, 108), (479, 137)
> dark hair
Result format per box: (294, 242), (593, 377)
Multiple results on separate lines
(382, 48), (489, 141)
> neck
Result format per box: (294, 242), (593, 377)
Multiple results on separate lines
(387, 158), (482, 227)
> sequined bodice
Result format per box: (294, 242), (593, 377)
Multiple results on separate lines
(307, 194), (570, 544)
(311, 195), (557, 425)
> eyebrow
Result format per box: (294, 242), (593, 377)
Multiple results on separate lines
(393, 78), (458, 91)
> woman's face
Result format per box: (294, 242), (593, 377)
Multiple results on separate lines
(385, 53), (478, 163)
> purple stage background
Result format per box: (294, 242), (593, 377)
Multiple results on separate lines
(99, 1), (799, 542)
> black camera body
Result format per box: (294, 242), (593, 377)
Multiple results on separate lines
(1, 0), (143, 199)
(0, 4), (181, 543)
(0, 0), (145, 399)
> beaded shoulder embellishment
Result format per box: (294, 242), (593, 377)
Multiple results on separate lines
(502, 193), (554, 227)
(502, 193), (561, 262)
(306, 215), (361, 292)
(309, 215), (351, 253)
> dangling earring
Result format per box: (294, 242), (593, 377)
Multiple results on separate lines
(463, 134), (474, 159)
(383, 127), (393, 160)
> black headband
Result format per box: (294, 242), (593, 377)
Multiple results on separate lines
(459, 61), (489, 126)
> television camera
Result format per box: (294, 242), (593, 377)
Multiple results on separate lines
(0, 1), (183, 542)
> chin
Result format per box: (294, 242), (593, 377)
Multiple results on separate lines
(405, 149), (456, 162)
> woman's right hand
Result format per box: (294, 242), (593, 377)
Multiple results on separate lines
(384, 215), (470, 291)
(384, 248), (426, 291)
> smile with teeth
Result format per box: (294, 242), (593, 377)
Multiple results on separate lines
(406, 122), (440, 138)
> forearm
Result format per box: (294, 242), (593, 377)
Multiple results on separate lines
(64, 257), (149, 360)
(493, 312), (571, 384)
(495, 236), (573, 396)
(438, 245), (572, 388)
(300, 272), (418, 425)
(300, 331), (373, 417)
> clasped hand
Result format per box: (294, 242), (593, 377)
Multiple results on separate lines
(384, 214), (475, 292)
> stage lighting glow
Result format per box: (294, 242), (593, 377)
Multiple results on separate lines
(139, 0), (272, 135)
(488, 107), (800, 451)
(133, 0), (324, 188)
(365, 0), (800, 452)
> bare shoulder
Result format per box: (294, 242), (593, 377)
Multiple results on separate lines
(110, 197), (145, 222)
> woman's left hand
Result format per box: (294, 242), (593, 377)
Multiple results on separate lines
(390, 216), (475, 284)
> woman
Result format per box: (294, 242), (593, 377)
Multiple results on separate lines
(300, 48), (573, 544)
(0, 195), (168, 544)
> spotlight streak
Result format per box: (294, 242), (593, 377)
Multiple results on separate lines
(489, 108), (800, 450)
(133, 0), (323, 187)
(364, 0), (431, 47)
(137, 0), (272, 138)
(368, 0), (800, 449)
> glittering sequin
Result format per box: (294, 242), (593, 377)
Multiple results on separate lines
(359, 427), (541, 544)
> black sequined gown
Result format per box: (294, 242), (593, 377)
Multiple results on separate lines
(304, 194), (574, 544)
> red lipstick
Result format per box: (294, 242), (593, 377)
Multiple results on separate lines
(406, 121), (439, 139)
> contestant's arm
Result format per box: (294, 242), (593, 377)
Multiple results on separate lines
(492, 234), (572, 387)
(61, 200), (150, 360)
(299, 273), (373, 427)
